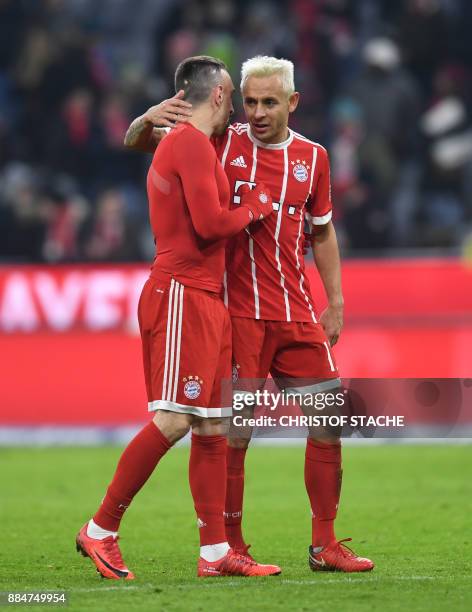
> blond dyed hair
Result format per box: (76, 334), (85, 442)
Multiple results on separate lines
(240, 56), (295, 96)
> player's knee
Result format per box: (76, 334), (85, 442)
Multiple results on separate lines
(152, 410), (191, 443)
(192, 417), (229, 436)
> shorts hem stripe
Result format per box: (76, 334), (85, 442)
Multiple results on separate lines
(148, 400), (232, 418)
(284, 378), (341, 395)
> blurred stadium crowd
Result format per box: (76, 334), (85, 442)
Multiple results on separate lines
(1, 0), (472, 262)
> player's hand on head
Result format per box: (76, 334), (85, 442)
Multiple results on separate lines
(240, 182), (274, 223)
(143, 90), (192, 129)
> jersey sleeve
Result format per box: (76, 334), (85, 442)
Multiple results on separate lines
(306, 146), (333, 231)
(172, 129), (250, 241)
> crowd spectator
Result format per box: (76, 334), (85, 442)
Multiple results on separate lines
(0, 0), (471, 261)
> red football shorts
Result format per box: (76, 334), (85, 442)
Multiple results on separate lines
(231, 317), (340, 394)
(138, 277), (232, 417)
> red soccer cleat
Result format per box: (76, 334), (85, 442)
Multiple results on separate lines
(308, 538), (374, 573)
(232, 544), (256, 562)
(233, 543), (283, 572)
(198, 548), (281, 577)
(76, 523), (135, 580)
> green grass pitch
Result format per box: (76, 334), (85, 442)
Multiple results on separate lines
(1, 444), (471, 611)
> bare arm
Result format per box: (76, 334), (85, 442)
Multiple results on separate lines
(124, 90), (192, 153)
(311, 221), (344, 346)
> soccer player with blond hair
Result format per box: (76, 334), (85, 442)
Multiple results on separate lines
(125, 55), (374, 573)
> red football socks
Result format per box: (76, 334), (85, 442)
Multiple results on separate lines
(304, 437), (342, 547)
(189, 433), (227, 546)
(93, 421), (172, 532)
(224, 446), (247, 548)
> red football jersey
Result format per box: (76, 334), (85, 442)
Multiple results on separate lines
(213, 123), (332, 322)
(147, 123), (251, 293)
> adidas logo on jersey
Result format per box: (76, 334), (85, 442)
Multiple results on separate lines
(230, 155), (247, 168)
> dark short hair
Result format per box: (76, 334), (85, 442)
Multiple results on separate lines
(174, 55), (227, 105)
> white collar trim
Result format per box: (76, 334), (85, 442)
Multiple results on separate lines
(247, 127), (294, 149)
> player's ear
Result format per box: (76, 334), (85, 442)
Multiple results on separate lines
(288, 91), (300, 113)
(214, 84), (224, 107)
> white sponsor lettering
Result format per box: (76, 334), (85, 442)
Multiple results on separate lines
(35, 272), (84, 331)
(84, 272), (127, 330)
(0, 273), (39, 331)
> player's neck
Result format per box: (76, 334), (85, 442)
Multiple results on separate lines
(188, 108), (214, 139)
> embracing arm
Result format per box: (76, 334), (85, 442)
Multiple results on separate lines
(124, 90), (192, 153)
(311, 221), (344, 346)
(173, 131), (272, 241)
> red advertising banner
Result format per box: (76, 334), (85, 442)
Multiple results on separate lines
(0, 264), (149, 333)
(0, 259), (470, 427)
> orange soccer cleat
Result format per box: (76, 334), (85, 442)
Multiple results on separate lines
(198, 548), (281, 577)
(232, 543), (283, 572)
(309, 538), (374, 573)
(76, 523), (135, 580)
(232, 543), (256, 562)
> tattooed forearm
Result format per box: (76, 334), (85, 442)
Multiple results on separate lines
(123, 115), (153, 147)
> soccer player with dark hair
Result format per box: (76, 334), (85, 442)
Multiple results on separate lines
(125, 56), (374, 573)
(76, 55), (280, 579)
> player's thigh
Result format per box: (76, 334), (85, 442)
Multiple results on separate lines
(271, 323), (344, 442)
(146, 282), (229, 417)
(270, 321), (342, 440)
(230, 317), (276, 445)
(231, 316), (274, 391)
(208, 307), (232, 410)
(138, 277), (171, 407)
(192, 304), (233, 432)
(270, 321), (340, 390)
(166, 286), (231, 413)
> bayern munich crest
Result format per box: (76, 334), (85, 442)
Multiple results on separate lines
(259, 192), (269, 204)
(291, 159), (310, 182)
(183, 376), (203, 399)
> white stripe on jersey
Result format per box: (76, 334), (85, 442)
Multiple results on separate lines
(247, 141), (260, 318)
(313, 210), (333, 225)
(221, 129), (233, 168)
(248, 238), (260, 318)
(249, 141), (257, 181)
(305, 210), (333, 225)
(295, 207), (317, 323)
(293, 145), (318, 323)
(273, 147), (291, 321)
(308, 146), (318, 196)
(304, 146), (318, 228)
(294, 133), (332, 226)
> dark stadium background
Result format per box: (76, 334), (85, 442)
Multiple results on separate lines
(0, 0), (471, 442)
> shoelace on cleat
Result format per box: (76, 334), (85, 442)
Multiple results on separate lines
(333, 538), (358, 559)
(227, 550), (257, 570)
(101, 536), (126, 568)
(239, 544), (252, 557)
